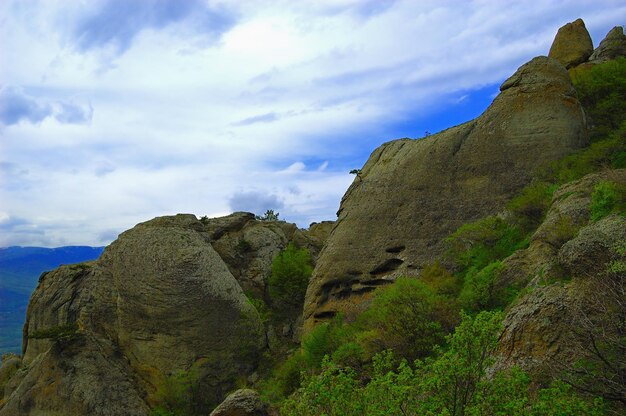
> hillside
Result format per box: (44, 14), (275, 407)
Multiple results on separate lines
(1, 19), (625, 416)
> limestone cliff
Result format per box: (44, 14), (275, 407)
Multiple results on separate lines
(303, 55), (588, 330)
(0, 214), (329, 415)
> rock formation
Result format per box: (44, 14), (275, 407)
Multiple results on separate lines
(210, 389), (269, 416)
(303, 55), (588, 331)
(0, 214), (329, 415)
(548, 18), (594, 68)
(590, 26), (626, 63)
(493, 170), (626, 380)
(207, 212), (332, 298)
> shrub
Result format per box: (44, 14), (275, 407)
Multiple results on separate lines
(572, 57), (626, 142)
(236, 239), (252, 253)
(260, 351), (307, 403)
(152, 368), (200, 416)
(359, 277), (459, 362)
(301, 315), (353, 369)
(29, 323), (80, 342)
(446, 216), (527, 273)
(459, 261), (510, 312)
(420, 261), (461, 296)
(245, 293), (271, 324)
(590, 181), (626, 221)
(256, 209), (280, 221)
(268, 244), (313, 308)
(507, 181), (558, 230)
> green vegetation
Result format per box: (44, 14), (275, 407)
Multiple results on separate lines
(251, 57), (626, 415)
(151, 368), (201, 416)
(571, 57), (626, 142)
(590, 181), (626, 221)
(268, 244), (313, 308)
(359, 277), (458, 361)
(28, 323), (80, 342)
(445, 216), (528, 274)
(236, 238), (253, 253)
(280, 312), (605, 415)
(256, 209), (280, 221)
(507, 181), (559, 230)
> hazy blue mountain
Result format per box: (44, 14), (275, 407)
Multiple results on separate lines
(0, 246), (104, 354)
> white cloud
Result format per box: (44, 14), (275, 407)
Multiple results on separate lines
(0, 0), (624, 246)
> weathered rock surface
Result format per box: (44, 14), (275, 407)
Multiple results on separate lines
(548, 18), (594, 68)
(207, 212), (330, 298)
(209, 389), (269, 416)
(0, 213), (331, 415)
(303, 56), (588, 330)
(590, 26), (626, 63)
(1, 215), (266, 415)
(493, 169), (626, 379)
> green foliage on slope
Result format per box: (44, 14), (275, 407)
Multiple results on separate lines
(571, 57), (626, 142)
(268, 243), (313, 309)
(281, 312), (605, 415)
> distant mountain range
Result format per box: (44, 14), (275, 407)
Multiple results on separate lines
(0, 246), (104, 354)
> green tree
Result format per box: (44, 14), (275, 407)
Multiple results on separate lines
(256, 209), (280, 221)
(268, 243), (313, 308)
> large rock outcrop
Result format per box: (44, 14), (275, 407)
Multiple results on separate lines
(590, 26), (626, 63)
(1, 213), (330, 415)
(303, 56), (588, 330)
(493, 170), (626, 381)
(548, 18), (594, 68)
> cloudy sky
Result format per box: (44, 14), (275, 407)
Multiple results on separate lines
(0, 0), (624, 247)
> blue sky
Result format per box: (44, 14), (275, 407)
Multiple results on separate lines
(0, 0), (624, 247)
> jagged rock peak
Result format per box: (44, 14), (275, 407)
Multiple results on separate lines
(590, 25), (626, 63)
(548, 18), (593, 68)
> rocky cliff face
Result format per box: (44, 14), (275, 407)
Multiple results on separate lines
(303, 55), (588, 330)
(0, 214), (329, 415)
(493, 170), (626, 382)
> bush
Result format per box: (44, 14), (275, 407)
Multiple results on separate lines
(458, 261), (518, 312)
(28, 323), (80, 342)
(507, 181), (558, 230)
(420, 262), (461, 296)
(446, 216), (528, 273)
(302, 315), (353, 368)
(590, 181), (626, 221)
(572, 57), (626, 142)
(539, 126), (626, 184)
(152, 368), (200, 416)
(268, 244), (313, 308)
(359, 277), (459, 362)
(260, 351), (307, 403)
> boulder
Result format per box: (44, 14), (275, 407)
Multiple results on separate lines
(590, 26), (626, 63)
(548, 18), (593, 68)
(209, 389), (269, 416)
(303, 56), (588, 331)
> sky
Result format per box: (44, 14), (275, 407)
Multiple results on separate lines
(0, 0), (624, 247)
